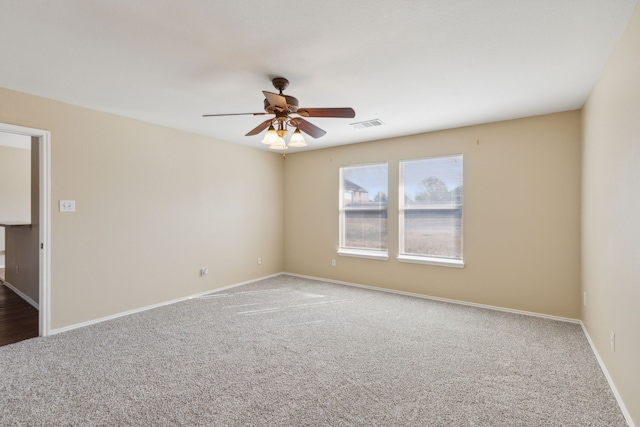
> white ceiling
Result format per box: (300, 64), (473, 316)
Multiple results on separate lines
(0, 1), (637, 152)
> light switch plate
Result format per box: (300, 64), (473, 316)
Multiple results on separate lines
(59, 200), (76, 212)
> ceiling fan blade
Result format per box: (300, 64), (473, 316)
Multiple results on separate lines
(202, 112), (267, 117)
(290, 118), (327, 139)
(262, 91), (288, 110)
(296, 107), (355, 118)
(245, 119), (273, 136)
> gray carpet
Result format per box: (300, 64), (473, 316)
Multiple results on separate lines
(0, 275), (627, 426)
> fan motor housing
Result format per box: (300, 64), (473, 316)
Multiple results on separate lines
(263, 95), (299, 113)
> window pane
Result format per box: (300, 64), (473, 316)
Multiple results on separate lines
(342, 164), (388, 208)
(340, 163), (388, 251)
(401, 155), (463, 259)
(403, 209), (462, 257)
(344, 210), (388, 250)
(402, 156), (463, 208)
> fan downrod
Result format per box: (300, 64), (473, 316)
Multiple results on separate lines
(272, 77), (289, 93)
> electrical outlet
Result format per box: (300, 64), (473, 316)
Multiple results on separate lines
(59, 200), (76, 212)
(257, 257), (262, 265)
(610, 330), (615, 352)
(201, 267), (208, 277)
(331, 259), (336, 267)
(583, 291), (587, 306)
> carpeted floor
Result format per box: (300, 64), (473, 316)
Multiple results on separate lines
(0, 275), (627, 426)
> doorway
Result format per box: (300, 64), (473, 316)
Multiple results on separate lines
(0, 123), (51, 338)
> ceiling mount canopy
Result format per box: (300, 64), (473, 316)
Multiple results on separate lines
(203, 77), (355, 150)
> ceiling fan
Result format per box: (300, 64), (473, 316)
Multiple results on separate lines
(203, 77), (355, 150)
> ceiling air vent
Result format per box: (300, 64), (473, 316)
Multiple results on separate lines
(350, 119), (384, 129)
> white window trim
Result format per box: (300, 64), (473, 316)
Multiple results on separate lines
(397, 254), (464, 268)
(339, 162), (389, 254)
(338, 248), (389, 260)
(398, 154), (464, 266)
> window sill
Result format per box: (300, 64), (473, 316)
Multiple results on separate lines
(397, 254), (464, 268)
(338, 249), (389, 261)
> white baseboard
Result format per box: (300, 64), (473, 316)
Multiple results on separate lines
(285, 272), (581, 324)
(49, 272), (284, 335)
(50, 271), (581, 336)
(580, 323), (635, 427)
(46, 271), (633, 426)
(1, 280), (39, 310)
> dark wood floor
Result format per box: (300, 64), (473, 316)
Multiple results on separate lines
(0, 278), (39, 346)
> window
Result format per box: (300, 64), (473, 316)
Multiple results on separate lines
(399, 155), (463, 267)
(339, 163), (388, 259)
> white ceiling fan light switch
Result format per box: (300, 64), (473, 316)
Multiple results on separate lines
(59, 200), (76, 212)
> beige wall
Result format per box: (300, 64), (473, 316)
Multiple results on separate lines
(582, 2), (640, 424)
(0, 86), (285, 330)
(0, 145), (31, 267)
(284, 111), (582, 319)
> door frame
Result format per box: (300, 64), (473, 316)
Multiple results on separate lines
(0, 123), (51, 336)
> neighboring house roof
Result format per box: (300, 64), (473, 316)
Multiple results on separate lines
(343, 179), (368, 193)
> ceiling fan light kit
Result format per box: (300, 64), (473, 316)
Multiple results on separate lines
(269, 139), (288, 151)
(288, 128), (307, 147)
(260, 125), (279, 145)
(204, 77), (355, 151)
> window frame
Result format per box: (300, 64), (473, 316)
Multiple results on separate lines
(398, 154), (464, 268)
(338, 162), (389, 260)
